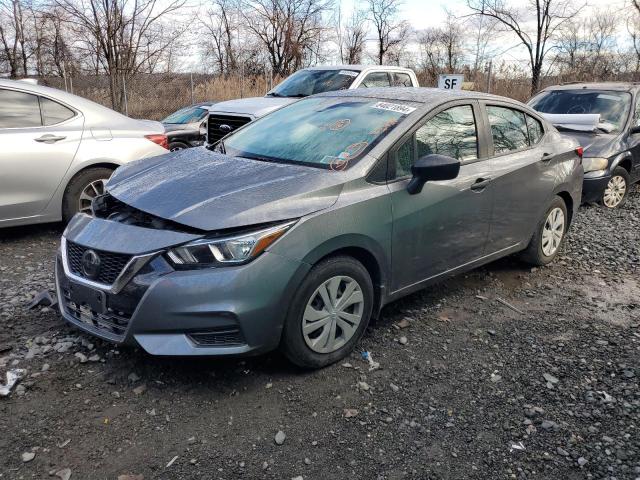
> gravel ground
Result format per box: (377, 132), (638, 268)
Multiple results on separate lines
(0, 187), (638, 480)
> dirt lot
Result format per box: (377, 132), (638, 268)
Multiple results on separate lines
(1, 188), (639, 480)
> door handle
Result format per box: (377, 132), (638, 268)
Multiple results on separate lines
(34, 134), (66, 144)
(470, 177), (492, 192)
(541, 152), (553, 162)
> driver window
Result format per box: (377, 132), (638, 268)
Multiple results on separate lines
(393, 105), (478, 178)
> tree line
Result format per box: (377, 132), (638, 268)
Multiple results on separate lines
(2, 0), (640, 109)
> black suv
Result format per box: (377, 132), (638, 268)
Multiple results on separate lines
(529, 82), (640, 208)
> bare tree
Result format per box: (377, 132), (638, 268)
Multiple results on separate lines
(200, 0), (240, 75)
(0, 0), (30, 77)
(467, 0), (582, 95)
(56, 0), (186, 111)
(335, 4), (367, 64)
(241, 0), (334, 76)
(365, 0), (409, 65)
(416, 14), (464, 84)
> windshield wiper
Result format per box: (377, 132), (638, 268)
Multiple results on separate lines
(266, 92), (283, 97)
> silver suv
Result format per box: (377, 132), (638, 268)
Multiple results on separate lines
(0, 79), (168, 228)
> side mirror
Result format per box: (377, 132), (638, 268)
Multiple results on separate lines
(407, 154), (461, 195)
(630, 125), (640, 135)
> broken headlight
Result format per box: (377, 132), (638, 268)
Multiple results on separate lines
(166, 221), (295, 268)
(582, 157), (608, 173)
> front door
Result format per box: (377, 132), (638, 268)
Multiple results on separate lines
(0, 88), (83, 222)
(389, 102), (493, 292)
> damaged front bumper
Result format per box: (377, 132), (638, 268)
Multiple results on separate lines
(55, 215), (309, 356)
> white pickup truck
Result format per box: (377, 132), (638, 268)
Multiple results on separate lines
(205, 65), (419, 145)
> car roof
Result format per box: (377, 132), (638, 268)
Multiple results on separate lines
(305, 65), (414, 73)
(541, 82), (640, 93)
(315, 87), (528, 108)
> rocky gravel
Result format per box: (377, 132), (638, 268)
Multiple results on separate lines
(0, 187), (639, 480)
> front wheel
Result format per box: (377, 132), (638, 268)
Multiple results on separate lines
(601, 167), (630, 209)
(520, 196), (568, 266)
(62, 167), (114, 223)
(280, 256), (374, 369)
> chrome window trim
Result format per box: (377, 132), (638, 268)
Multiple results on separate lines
(60, 236), (159, 294)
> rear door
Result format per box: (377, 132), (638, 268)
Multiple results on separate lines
(389, 101), (494, 291)
(0, 88), (83, 222)
(481, 102), (555, 253)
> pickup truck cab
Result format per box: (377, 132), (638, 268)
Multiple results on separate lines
(205, 65), (419, 145)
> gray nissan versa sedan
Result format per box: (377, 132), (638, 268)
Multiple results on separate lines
(55, 88), (583, 368)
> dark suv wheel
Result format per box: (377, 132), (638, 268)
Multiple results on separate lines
(601, 167), (630, 209)
(280, 256), (374, 369)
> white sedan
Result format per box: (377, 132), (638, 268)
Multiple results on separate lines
(0, 79), (168, 228)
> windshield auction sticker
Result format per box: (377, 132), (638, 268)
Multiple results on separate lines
(338, 70), (359, 77)
(371, 102), (416, 115)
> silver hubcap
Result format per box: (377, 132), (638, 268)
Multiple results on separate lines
(603, 175), (626, 208)
(78, 179), (107, 214)
(302, 275), (364, 354)
(541, 207), (565, 257)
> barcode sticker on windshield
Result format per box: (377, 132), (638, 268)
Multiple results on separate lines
(338, 70), (359, 77)
(371, 102), (416, 115)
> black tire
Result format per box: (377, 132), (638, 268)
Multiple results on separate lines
(62, 167), (114, 223)
(169, 141), (190, 151)
(280, 256), (374, 369)
(600, 166), (630, 209)
(520, 196), (568, 266)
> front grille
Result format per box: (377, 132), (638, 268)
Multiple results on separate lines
(188, 328), (244, 347)
(207, 114), (252, 143)
(67, 241), (131, 285)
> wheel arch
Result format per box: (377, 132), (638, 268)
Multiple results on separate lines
(301, 235), (390, 318)
(555, 190), (574, 226)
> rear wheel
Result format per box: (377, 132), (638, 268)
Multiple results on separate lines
(601, 167), (630, 209)
(281, 256), (373, 369)
(520, 196), (568, 266)
(62, 167), (114, 223)
(169, 141), (189, 152)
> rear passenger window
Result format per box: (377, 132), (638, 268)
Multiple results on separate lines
(526, 114), (544, 145)
(40, 97), (75, 125)
(361, 72), (391, 88)
(416, 105), (478, 162)
(392, 73), (412, 87)
(487, 106), (529, 154)
(0, 89), (42, 128)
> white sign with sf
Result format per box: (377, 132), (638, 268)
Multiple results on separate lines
(438, 74), (464, 90)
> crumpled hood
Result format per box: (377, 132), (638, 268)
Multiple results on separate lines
(209, 96), (297, 118)
(556, 131), (620, 158)
(106, 149), (344, 231)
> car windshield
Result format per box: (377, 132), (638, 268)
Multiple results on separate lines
(221, 97), (416, 169)
(267, 69), (359, 98)
(163, 106), (209, 124)
(529, 90), (631, 133)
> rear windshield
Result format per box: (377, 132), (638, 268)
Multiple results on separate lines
(529, 90), (631, 133)
(163, 106), (208, 124)
(220, 97), (416, 169)
(267, 69), (359, 98)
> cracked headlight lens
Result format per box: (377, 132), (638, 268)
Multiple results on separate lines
(166, 221), (295, 268)
(582, 157), (608, 173)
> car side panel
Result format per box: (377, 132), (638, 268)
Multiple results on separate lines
(0, 114), (84, 222)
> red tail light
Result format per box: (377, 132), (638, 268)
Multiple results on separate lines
(575, 146), (584, 158)
(145, 134), (168, 150)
